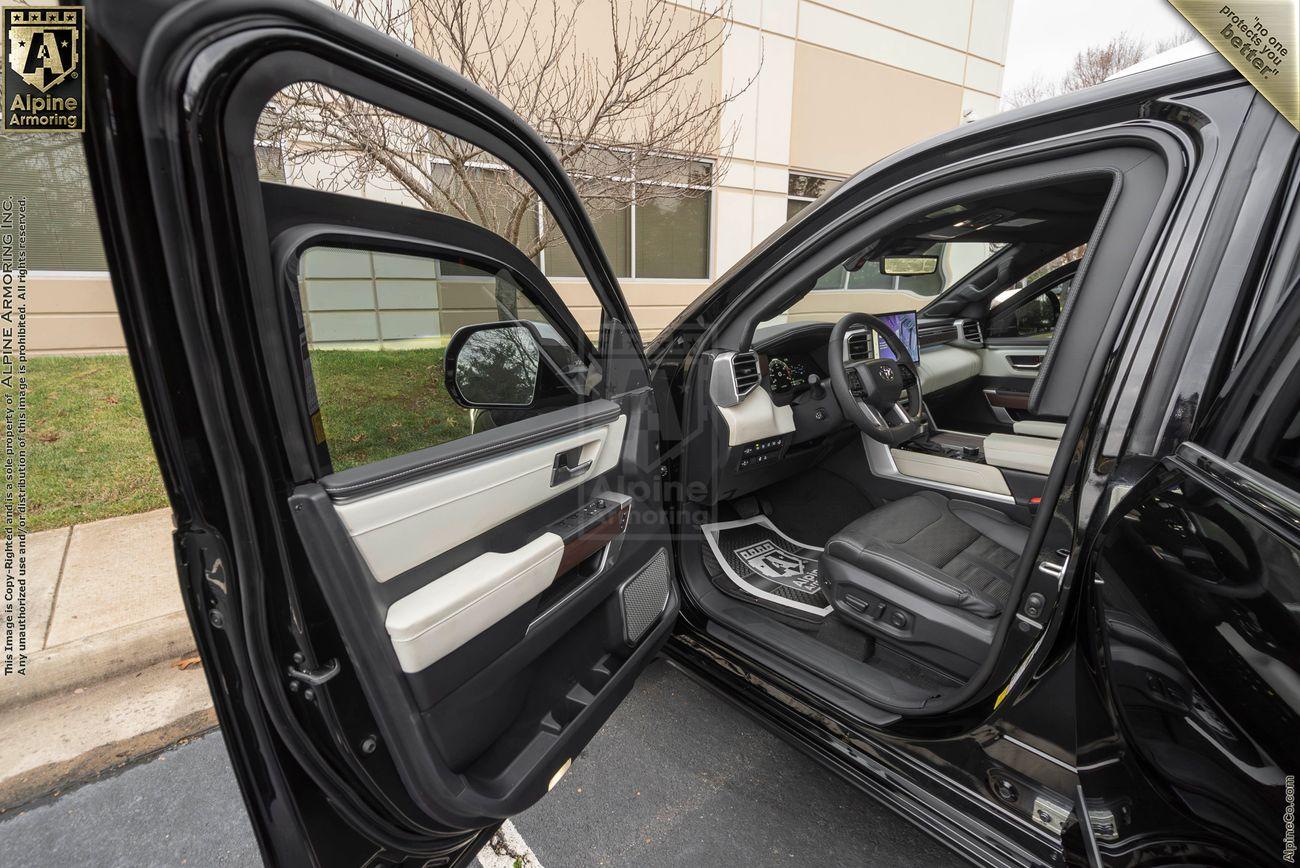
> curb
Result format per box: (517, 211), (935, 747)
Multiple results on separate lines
(0, 710), (219, 811)
(0, 611), (198, 711)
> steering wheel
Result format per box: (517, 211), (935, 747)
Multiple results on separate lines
(828, 312), (926, 445)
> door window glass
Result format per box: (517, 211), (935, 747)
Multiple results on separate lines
(257, 86), (603, 336)
(298, 246), (589, 472)
(986, 279), (1072, 339)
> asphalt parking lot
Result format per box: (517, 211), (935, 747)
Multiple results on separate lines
(0, 659), (965, 867)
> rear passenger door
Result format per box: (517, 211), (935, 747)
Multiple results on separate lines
(1078, 285), (1300, 864)
(85, 1), (676, 862)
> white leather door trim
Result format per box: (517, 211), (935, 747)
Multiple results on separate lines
(385, 533), (565, 673)
(335, 414), (627, 582)
(980, 346), (1044, 379)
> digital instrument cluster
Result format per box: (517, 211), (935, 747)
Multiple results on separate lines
(766, 355), (815, 393)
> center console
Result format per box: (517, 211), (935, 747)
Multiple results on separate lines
(902, 430), (987, 462)
(866, 424), (1051, 507)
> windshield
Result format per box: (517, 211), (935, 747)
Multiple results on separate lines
(761, 241), (997, 329)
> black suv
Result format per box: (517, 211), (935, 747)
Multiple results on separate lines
(85, 2), (1300, 866)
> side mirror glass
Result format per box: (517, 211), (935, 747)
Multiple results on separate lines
(880, 255), (939, 276)
(446, 322), (541, 408)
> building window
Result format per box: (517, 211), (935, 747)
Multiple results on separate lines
(0, 135), (108, 271)
(787, 172), (842, 221)
(254, 144), (286, 183)
(254, 114), (287, 183)
(542, 156), (712, 280)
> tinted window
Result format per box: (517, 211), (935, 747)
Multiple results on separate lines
(298, 246), (586, 472)
(987, 279), (1071, 339)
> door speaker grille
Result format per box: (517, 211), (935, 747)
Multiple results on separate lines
(619, 548), (671, 644)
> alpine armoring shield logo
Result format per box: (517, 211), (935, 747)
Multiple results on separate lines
(3, 6), (84, 132)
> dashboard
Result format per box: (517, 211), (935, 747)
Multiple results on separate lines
(698, 315), (977, 503)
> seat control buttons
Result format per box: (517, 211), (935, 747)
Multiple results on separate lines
(843, 594), (867, 612)
(888, 610), (909, 630)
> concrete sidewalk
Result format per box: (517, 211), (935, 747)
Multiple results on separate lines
(4, 509), (196, 710)
(0, 508), (213, 808)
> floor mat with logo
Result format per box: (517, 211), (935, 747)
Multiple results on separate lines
(700, 516), (832, 619)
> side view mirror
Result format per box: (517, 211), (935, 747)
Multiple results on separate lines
(880, 255), (939, 276)
(444, 320), (594, 409)
(445, 322), (541, 408)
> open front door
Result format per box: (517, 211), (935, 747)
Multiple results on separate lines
(83, 1), (677, 862)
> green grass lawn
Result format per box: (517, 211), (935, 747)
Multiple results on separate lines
(30, 349), (470, 532)
(308, 347), (471, 470)
(30, 355), (169, 531)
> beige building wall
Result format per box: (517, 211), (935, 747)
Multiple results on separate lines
(30, 0), (1012, 354)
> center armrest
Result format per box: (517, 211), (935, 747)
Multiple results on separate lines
(982, 433), (1057, 476)
(1011, 419), (1066, 439)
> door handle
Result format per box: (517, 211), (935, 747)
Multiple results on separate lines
(552, 447), (592, 485)
(1007, 354), (1043, 371)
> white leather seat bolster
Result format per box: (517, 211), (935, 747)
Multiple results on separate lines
(983, 433), (1058, 476)
(385, 533), (564, 673)
(1012, 420), (1066, 439)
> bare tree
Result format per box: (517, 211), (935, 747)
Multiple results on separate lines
(1060, 32), (1150, 91)
(1004, 30), (1196, 109)
(260, 0), (750, 258)
(1001, 74), (1060, 110)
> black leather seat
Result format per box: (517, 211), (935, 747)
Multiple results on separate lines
(824, 491), (1029, 619)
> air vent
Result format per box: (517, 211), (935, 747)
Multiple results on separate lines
(918, 323), (958, 348)
(846, 331), (873, 361)
(731, 352), (760, 397)
(961, 320), (983, 344)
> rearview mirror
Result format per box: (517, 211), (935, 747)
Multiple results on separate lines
(880, 255), (939, 276)
(445, 322), (542, 408)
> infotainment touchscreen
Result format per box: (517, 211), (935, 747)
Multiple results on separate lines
(876, 311), (919, 363)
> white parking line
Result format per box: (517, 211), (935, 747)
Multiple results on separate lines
(476, 819), (544, 868)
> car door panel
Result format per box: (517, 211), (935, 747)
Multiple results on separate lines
(83, 0), (678, 851)
(979, 345), (1045, 379)
(385, 532), (566, 672)
(1079, 446), (1300, 864)
(325, 407), (628, 582)
(289, 387), (675, 809)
